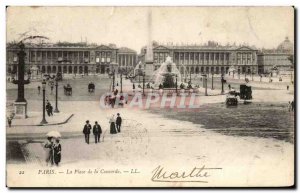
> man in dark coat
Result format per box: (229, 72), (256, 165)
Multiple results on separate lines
(93, 121), (102, 143)
(46, 101), (51, 117)
(116, 113), (122, 133)
(83, 120), (92, 144)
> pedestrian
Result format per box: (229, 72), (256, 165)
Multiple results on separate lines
(114, 89), (118, 96)
(7, 117), (12, 127)
(116, 113), (122, 133)
(38, 85), (41, 95)
(228, 84), (231, 90)
(44, 137), (54, 166)
(83, 120), (92, 144)
(53, 139), (61, 166)
(109, 115), (117, 134)
(46, 102), (51, 117)
(49, 104), (53, 116)
(291, 100), (294, 112)
(93, 121), (102, 143)
(287, 85), (289, 91)
(133, 83), (135, 92)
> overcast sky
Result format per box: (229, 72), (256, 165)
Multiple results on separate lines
(6, 6), (294, 52)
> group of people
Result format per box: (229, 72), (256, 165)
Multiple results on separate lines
(109, 113), (122, 134)
(44, 137), (62, 166)
(104, 89), (126, 108)
(83, 120), (102, 144)
(46, 100), (53, 117)
(82, 113), (122, 144)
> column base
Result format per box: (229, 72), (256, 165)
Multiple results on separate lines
(13, 101), (28, 119)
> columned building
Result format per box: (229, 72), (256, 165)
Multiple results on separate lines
(6, 42), (137, 76)
(118, 47), (137, 73)
(139, 42), (258, 76)
(257, 37), (294, 75)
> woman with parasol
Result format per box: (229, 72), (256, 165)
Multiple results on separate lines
(109, 114), (117, 134)
(45, 131), (62, 166)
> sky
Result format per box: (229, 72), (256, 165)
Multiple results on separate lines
(6, 6), (294, 52)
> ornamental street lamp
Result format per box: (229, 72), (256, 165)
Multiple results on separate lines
(142, 71), (145, 96)
(205, 75), (208, 96)
(120, 72), (123, 93)
(221, 73), (225, 95)
(54, 80), (60, 113)
(211, 72), (214, 90)
(202, 74), (208, 96)
(40, 80), (48, 124)
(112, 69), (115, 92)
(175, 74), (178, 94)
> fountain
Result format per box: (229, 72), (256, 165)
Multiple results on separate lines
(151, 56), (182, 88)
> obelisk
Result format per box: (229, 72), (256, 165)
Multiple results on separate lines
(144, 8), (154, 81)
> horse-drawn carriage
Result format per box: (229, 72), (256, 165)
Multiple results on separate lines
(64, 84), (72, 96)
(88, 82), (95, 93)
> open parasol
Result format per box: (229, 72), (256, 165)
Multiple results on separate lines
(46, 131), (61, 138)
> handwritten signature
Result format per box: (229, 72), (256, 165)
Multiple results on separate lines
(151, 165), (222, 183)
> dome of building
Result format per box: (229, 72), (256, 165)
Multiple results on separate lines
(277, 37), (293, 52)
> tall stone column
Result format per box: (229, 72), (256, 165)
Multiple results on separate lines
(13, 42), (29, 119)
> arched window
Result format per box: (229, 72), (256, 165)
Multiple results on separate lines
(63, 66), (67, 73)
(52, 66), (57, 73)
(42, 66), (46, 73)
(68, 66), (72, 74)
(84, 66), (88, 74)
(47, 66), (51, 74)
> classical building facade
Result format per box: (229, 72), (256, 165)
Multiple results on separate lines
(257, 37), (294, 75)
(139, 41), (258, 75)
(6, 42), (137, 75)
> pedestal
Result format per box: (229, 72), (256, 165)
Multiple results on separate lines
(14, 102), (28, 119)
(144, 62), (154, 82)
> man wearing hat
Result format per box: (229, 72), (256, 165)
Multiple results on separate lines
(93, 121), (102, 143)
(83, 120), (92, 144)
(116, 113), (122, 133)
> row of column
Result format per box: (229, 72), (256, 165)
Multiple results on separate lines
(118, 54), (136, 66)
(237, 52), (254, 65)
(30, 51), (90, 64)
(39, 65), (89, 74)
(174, 52), (230, 65)
(179, 66), (230, 74)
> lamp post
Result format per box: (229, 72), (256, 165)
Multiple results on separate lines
(112, 69), (115, 92)
(221, 73), (225, 95)
(120, 72), (123, 93)
(211, 72), (214, 90)
(142, 71), (145, 96)
(189, 71), (192, 84)
(175, 74), (178, 94)
(205, 75), (208, 96)
(40, 80), (48, 124)
(54, 80), (60, 113)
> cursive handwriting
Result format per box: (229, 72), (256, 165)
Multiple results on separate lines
(151, 165), (222, 183)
